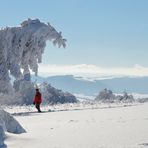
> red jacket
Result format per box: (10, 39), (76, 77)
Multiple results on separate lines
(33, 92), (42, 104)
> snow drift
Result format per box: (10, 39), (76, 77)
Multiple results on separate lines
(0, 109), (26, 147)
(0, 110), (26, 134)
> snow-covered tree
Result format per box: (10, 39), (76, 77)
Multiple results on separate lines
(0, 19), (66, 104)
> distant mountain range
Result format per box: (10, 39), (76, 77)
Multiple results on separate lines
(31, 75), (148, 95)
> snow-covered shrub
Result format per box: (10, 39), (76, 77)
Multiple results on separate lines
(0, 79), (34, 105)
(40, 82), (77, 104)
(95, 88), (135, 103)
(0, 110), (26, 134)
(14, 79), (35, 105)
(0, 91), (18, 105)
(117, 91), (134, 103)
(95, 88), (116, 103)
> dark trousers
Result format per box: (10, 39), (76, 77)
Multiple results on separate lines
(35, 103), (41, 112)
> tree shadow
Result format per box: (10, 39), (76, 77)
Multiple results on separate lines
(11, 110), (51, 116)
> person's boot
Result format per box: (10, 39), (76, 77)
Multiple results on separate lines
(38, 106), (41, 112)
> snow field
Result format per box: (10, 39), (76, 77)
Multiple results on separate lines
(5, 103), (148, 148)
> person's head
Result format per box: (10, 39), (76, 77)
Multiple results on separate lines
(36, 88), (39, 92)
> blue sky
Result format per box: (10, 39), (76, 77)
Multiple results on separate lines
(0, 0), (148, 77)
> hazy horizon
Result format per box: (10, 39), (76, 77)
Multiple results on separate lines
(1, 0), (148, 77)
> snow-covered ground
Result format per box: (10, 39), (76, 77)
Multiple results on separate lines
(3, 102), (148, 148)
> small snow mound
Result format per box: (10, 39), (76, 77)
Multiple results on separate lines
(0, 110), (26, 134)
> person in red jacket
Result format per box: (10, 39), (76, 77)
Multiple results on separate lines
(33, 88), (42, 112)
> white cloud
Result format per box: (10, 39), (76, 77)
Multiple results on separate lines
(37, 64), (148, 78)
